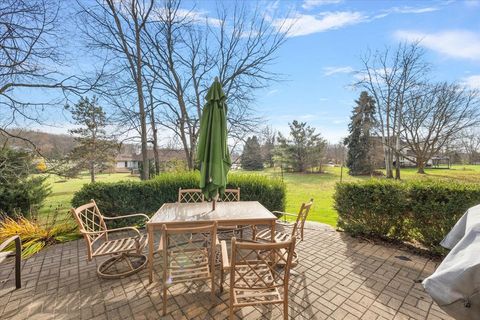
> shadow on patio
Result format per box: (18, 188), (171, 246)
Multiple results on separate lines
(0, 223), (451, 319)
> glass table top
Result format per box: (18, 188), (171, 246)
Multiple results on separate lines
(148, 201), (276, 224)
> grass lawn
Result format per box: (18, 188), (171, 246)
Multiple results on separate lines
(40, 172), (138, 220)
(237, 164), (480, 227)
(40, 165), (480, 227)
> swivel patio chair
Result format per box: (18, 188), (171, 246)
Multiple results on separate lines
(158, 223), (218, 315)
(71, 200), (149, 279)
(0, 235), (21, 289)
(220, 237), (296, 320)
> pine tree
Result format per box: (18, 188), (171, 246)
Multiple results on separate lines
(241, 136), (264, 170)
(344, 91), (376, 175)
(275, 120), (326, 172)
(67, 97), (119, 182)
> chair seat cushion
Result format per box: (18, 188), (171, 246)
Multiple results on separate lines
(93, 235), (147, 257)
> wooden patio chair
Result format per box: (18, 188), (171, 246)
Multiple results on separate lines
(0, 235), (21, 289)
(159, 222), (218, 316)
(178, 188), (204, 203)
(220, 237), (296, 320)
(71, 199), (149, 279)
(218, 188), (241, 202)
(217, 188), (250, 240)
(255, 199), (314, 243)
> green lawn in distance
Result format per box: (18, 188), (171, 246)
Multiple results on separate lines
(234, 165), (480, 227)
(40, 172), (138, 219)
(40, 165), (480, 227)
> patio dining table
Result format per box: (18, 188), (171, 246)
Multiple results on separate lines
(146, 201), (277, 283)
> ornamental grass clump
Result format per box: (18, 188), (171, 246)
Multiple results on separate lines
(0, 212), (79, 258)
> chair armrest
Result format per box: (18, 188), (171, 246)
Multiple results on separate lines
(102, 213), (150, 221)
(157, 235), (164, 252)
(273, 211), (297, 217)
(281, 212), (298, 217)
(0, 235), (20, 252)
(220, 240), (230, 270)
(81, 226), (141, 238)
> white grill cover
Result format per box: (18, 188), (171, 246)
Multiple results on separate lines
(423, 204), (480, 320)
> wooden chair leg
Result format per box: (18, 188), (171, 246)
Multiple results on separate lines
(220, 267), (224, 293)
(229, 305), (234, 320)
(283, 300), (288, 320)
(162, 284), (167, 316)
(15, 236), (21, 289)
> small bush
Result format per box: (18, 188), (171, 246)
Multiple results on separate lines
(409, 181), (480, 251)
(0, 148), (50, 217)
(335, 180), (409, 240)
(72, 171), (285, 225)
(334, 179), (480, 253)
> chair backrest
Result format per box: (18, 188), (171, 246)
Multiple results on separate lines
(291, 199), (314, 240)
(230, 237), (296, 299)
(178, 188), (205, 203)
(161, 223), (217, 284)
(219, 188), (240, 202)
(71, 199), (107, 260)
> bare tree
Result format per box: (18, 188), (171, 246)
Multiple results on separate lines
(142, 0), (289, 169)
(357, 42), (428, 178)
(459, 127), (480, 165)
(401, 83), (480, 173)
(77, 0), (154, 180)
(0, 0), (96, 151)
(326, 142), (347, 165)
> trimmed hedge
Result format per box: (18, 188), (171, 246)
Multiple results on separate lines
(71, 171), (285, 223)
(334, 179), (480, 253)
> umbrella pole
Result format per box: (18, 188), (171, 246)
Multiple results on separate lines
(212, 193), (219, 210)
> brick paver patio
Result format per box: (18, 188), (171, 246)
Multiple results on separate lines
(0, 222), (451, 320)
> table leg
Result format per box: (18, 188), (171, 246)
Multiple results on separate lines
(148, 225), (154, 283)
(271, 220), (276, 242)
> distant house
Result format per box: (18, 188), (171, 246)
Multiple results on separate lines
(115, 148), (186, 173)
(369, 137), (440, 169)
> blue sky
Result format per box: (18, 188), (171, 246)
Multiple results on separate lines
(28, 0), (480, 144)
(250, 0), (480, 142)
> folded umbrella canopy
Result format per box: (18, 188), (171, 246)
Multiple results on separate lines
(423, 204), (480, 320)
(197, 78), (231, 204)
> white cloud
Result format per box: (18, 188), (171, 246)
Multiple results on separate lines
(302, 0), (342, 10)
(463, 75), (480, 90)
(153, 8), (222, 27)
(273, 11), (366, 37)
(323, 66), (354, 76)
(395, 30), (480, 61)
(273, 3), (440, 38)
(387, 6), (438, 14)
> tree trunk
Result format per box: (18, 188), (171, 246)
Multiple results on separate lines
(395, 151), (401, 180)
(134, 11), (149, 180)
(417, 158), (426, 174)
(150, 107), (160, 175)
(384, 148), (393, 178)
(394, 133), (401, 180)
(90, 160), (95, 183)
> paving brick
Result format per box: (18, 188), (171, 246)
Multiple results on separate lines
(0, 222), (453, 319)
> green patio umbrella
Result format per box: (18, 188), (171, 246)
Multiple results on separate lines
(197, 77), (231, 207)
